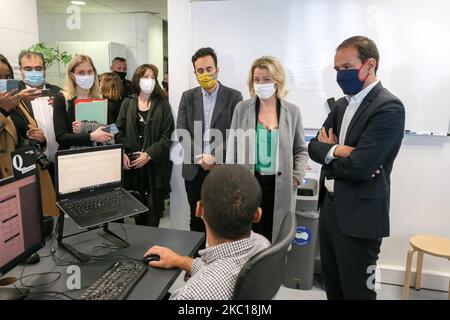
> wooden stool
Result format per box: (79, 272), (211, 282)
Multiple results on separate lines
(402, 235), (450, 300)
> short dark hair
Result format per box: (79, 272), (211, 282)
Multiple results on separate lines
(201, 165), (262, 240)
(337, 36), (379, 73)
(18, 51), (46, 69)
(191, 47), (218, 69)
(0, 54), (14, 79)
(112, 57), (126, 64)
(131, 64), (165, 98)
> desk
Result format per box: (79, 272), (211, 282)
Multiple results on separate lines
(4, 218), (205, 300)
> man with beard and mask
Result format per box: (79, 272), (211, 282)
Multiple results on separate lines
(308, 36), (405, 300)
(13, 51), (62, 182)
(177, 47), (243, 241)
(110, 57), (133, 98)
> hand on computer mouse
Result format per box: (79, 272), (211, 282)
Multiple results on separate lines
(143, 254), (160, 265)
(143, 246), (188, 269)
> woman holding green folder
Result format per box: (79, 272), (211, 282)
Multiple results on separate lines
(116, 64), (174, 227)
(53, 54), (114, 150)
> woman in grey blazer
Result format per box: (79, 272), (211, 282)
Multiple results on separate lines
(226, 56), (308, 242)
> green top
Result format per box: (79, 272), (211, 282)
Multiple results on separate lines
(255, 122), (279, 174)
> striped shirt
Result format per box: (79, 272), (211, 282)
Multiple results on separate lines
(170, 232), (270, 300)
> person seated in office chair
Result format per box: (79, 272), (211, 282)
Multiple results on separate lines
(143, 165), (270, 300)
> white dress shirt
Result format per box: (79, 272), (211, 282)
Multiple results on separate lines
(202, 83), (220, 154)
(28, 84), (59, 162)
(324, 80), (380, 193)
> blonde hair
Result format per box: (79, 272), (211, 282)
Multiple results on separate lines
(247, 56), (288, 99)
(99, 72), (123, 101)
(64, 54), (101, 99)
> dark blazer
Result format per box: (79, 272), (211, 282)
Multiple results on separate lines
(18, 81), (62, 119)
(10, 82), (61, 149)
(116, 94), (175, 194)
(122, 79), (134, 98)
(53, 93), (91, 150)
(308, 82), (405, 239)
(177, 83), (243, 181)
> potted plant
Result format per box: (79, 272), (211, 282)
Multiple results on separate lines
(22, 43), (72, 69)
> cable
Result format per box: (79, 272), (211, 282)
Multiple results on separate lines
(25, 289), (78, 300)
(50, 222), (131, 265)
(9, 223), (138, 300)
(16, 256), (62, 288)
(19, 271), (62, 288)
(105, 254), (141, 263)
(51, 248), (88, 266)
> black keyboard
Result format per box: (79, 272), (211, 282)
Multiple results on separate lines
(80, 260), (147, 300)
(63, 189), (135, 217)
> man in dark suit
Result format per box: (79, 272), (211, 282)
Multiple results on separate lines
(17, 51), (62, 183)
(308, 36), (405, 300)
(177, 47), (243, 234)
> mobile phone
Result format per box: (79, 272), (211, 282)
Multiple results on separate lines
(40, 89), (53, 97)
(0, 79), (19, 93)
(102, 123), (119, 135)
(128, 152), (139, 163)
(6, 79), (19, 92)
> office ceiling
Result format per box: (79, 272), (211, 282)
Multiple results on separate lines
(37, 0), (167, 20)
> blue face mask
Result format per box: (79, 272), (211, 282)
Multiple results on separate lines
(336, 65), (369, 95)
(24, 70), (45, 87)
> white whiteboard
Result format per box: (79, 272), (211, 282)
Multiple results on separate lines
(191, 0), (450, 132)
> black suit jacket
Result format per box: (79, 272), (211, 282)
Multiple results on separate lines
(53, 93), (91, 150)
(18, 81), (62, 119)
(122, 79), (134, 98)
(308, 82), (405, 239)
(177, 83), (243, 181)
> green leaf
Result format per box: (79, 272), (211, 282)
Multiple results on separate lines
(21, 43), (73, 68)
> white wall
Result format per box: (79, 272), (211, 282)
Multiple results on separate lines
(0, 0), (39, 74)
(148, 14), (164, 80)
(191, 0), (450, 133)
(379, 136), (450, 290)
(38, 12), (164, 81)
(168, 0), (450, 291)
(168, 0), (191, 230)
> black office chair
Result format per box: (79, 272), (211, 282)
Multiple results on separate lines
(232, 211), (296, 300)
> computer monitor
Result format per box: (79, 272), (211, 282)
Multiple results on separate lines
(55, 145), (123, 198)
(0, 174), (44, 279)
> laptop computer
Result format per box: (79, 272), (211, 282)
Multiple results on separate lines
(55, 145), (148, 229)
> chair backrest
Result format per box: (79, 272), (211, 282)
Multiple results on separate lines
(232, 211), (296, 300)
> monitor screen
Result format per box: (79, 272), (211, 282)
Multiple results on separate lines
(56, 146), (122, 196)
(0, 175), (43, 276)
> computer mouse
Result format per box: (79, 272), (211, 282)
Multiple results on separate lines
(143, 254), (160, 265)
(26, 253), (40, 265)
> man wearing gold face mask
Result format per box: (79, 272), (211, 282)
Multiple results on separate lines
(177, 47), (243, 239)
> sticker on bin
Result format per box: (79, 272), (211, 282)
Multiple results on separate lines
(293, 226), (312, 246)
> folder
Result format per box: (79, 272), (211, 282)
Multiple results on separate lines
(75, 99), (108, 124)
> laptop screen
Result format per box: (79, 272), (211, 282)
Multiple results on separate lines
(56, 146), (122, 196)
